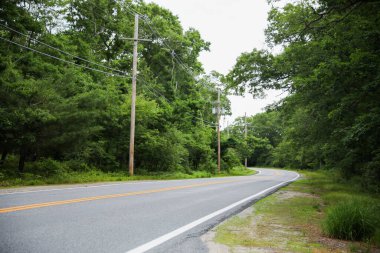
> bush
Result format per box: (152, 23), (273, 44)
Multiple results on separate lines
(322, 198), (379, 241)
(0, 154), (19, 177)
(223, 148), (242, 171)
(27, 158), (69, 177)
(199, 159), (217, 173)
(65, 160), (93, 172)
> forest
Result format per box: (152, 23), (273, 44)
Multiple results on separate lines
(1, 0), (379, 192)
(0, 0), (237, 184)
(225, 0), (380, 192)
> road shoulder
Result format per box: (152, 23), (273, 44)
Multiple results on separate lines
(203, 171), (380, 253)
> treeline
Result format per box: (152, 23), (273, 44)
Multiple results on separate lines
(225, 0), (380, 191)
(0, 0), (234, 180)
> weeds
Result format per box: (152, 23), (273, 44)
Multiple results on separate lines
(322, 198), (379, 241)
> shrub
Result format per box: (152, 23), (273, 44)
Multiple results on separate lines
(27, 158), (69, 177)
(322, 198), (379, 241)
(65, 160), (92, 172)
(223, 148), (242, 171)
(199, 159), (217, 173)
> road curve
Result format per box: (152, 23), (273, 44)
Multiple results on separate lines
(0, 168), (298, 253)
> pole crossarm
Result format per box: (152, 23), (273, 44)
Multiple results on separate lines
(120, 37), (152, 42)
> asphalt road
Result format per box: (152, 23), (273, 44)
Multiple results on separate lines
(0, 168), (298, 253)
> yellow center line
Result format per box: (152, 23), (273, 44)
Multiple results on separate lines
(0, 179), (239, 214)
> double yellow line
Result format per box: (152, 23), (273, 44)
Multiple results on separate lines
(0, 179), (238, 214)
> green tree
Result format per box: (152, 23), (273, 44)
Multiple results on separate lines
(0, 0), (226, 179)
(227, 0), (380, 189)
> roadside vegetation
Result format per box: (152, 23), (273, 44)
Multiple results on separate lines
(224, 0), (380, 192)
(213, 169), (380, 252)
(0, 0), (249, 186)
(214, 1), (380, 249)
(0, 155), (253, 187)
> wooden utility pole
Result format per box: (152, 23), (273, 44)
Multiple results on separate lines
(227, 120), (230, 138)
(127, 14), (152, 176)
(217, 89), (221, 174)
(128, 14), (139, 176)
(244, 112), (248, 168)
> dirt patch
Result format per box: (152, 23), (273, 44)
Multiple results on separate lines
(276, 190), (315, 200)
(201, 230), (230, 253)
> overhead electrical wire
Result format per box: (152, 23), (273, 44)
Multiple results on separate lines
(142, 17), (218, 93)
(0, 36), (125, 77)
(124, 9), (223, 127)
(137, 77), (217, 127)
(0, 23), (127, 76)
(114, 2), (213, 90)
(1, 4), (220, 127)
(86, 3), (217, 92)
(1, 33), (217, 126)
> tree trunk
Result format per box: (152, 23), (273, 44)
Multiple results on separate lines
(120, 151), (127, 171)
(18, 147), (26, 173)
(0, 148), (8, 166)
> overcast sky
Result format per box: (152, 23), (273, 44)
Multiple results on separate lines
(145, 0), (286, 125)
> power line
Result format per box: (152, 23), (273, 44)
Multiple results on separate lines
(138, 79), (170, 103)
(73, 3), (217, 92)
(137, 76), (217, 127)
(140, 16), (217, 92)
(1, 5), (217, 126)
(0, 23), (127, 76)
(0, 36), (125, 77)
(133, 11), (226, 129)
(124, 2), (145, 17)
(141, 83), (217, 127)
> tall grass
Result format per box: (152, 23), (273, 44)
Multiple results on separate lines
(322, 198), (379, 241)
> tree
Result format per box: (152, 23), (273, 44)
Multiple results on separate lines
(227, 0), (380, 189)
(0, 0), (229, 178)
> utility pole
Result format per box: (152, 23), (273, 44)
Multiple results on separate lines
(244, 112), (248, 168)
(217, 89), (221, 174)
(227, 120), (230, 138)
(128, 14), (139, 176)
(212, 88), (222, 174)
(127, 14), (151, 176)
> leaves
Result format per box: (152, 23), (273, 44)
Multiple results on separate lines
(227, 0), (380, 189)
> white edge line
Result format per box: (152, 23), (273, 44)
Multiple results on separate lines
(126, 171), (300, 253)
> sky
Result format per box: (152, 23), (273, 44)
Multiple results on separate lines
(145, 0), (286, 125)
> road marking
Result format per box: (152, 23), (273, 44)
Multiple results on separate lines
(0, 181), (173, 196)
(0, 179), (239, 214)
(0, 183), (135, 196)
(126, 171), (300, 253)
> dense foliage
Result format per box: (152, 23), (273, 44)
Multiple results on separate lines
(226, 0), (380, 190)
(0, 0), (233, 179)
